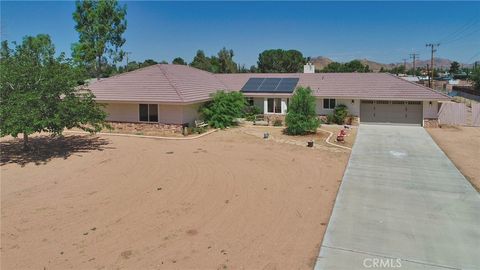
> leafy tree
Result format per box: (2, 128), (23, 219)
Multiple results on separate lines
(172, 57), (186, 65)
(217, 47), (237, 73)
(469, 66), (480, 90)
(449, 61), (460, 74)
(141, 59), (158, 67)
(257, 49), (305, 73)
(72, 0), (127, 80)
(285, 87), (320, 135)
(321, 60), (371, 73)
(0, 35), (108, 149)
(200, 91), (246, 128)
(190, 50), (211, 71)
(321, 62), (344, 72)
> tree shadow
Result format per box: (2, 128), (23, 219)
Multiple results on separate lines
(1, 135), (112, 167)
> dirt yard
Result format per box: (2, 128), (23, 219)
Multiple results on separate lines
(427, 126), (480, 191)
(1, 127), (352, 270)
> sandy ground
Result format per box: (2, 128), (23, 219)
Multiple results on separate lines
(427, 126), (480, 191)
(1, 127), (352, 270)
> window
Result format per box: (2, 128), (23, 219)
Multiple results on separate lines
(323, 98), (336, 109)
(139, 104), (149, 121)
(246, 97), (254, 106)
(267, 98), (274, 113)
(267, 98), (282, 113)
(139, 104), (158, 122)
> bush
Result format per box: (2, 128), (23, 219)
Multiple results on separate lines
(190, 126), (207, 134)
(200, 91), (246, 129)
(332, 104), (349, 124)
(285, 87), (320, 135)
(244, 105), (261, 121)
(326, 114), (336, 124)
(273, 119), (283, 126)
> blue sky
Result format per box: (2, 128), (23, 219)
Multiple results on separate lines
(1, 1), (479, 66)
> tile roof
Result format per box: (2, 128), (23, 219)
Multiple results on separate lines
(215, 73), (451, 101)
(87, 64), (228, 103)
(87, 64), (450, 103)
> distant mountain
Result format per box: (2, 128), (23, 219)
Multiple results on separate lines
(309, 56), (473, 72)
(309, 56), (333, 70)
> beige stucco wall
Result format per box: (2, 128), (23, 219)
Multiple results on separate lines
(102, 102), (203, 125)
(315, 98), (360, 116)
(182, 103), (202, 125)
(158, 105), (184, 124)
(423, 101), (439, 119)
(103, 103), (139, 122)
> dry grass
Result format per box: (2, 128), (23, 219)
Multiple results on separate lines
(427, 126), (480, 191)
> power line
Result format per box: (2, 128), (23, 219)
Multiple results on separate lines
(442, 28), (480, 45)
(426, 43), (440, 88)
(437, 16), (479, 44)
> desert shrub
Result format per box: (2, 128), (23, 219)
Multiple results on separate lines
(190, 126), (207, 134)
(326, 114), (336, 124)
(273, 119), (283, 126)
(200, 91), (246, 129)
(244, 105), (261, 121)
(285, 87), (320, 135)
(332, 104), (349, 124)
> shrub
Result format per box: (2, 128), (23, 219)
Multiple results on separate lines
(273, 119), (283, 126)
(199, 91), (246, 129)
(244, 105), (261, 121)
(285, 87), (320, 135)
(332, 104), (349, 124)
(190, 126), (207, 134)
(326, 114), (336, 124)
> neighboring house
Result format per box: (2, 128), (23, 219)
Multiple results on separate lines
(87, 64), (450, 126)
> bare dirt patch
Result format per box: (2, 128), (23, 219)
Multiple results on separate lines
(241, 124), (357, 150)
(1, 127), (351, 269)
(427, 126), (480, 191)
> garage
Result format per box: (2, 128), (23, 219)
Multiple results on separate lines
(360, 100), (423, 125)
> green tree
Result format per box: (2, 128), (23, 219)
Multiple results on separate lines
(257, 49), (305, 73)
(190, 50), (212, 71)
(141, 59), (158, 67)
(72, 0), (127, 80)
(217, 47), (237, 73)
(321, 62), (344, 72)
(285, 87), (320, 135)
(469, 66), (480, 90)
(0, 35), (108, 149)
(449, 61), (460, 74)
(321, 60), (371, 73)
(200, 91), (246, 128)
(172, 57), (186, 65)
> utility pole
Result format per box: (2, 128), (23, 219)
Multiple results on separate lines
(402, 58), (407, 73)
(409, 53), (419, 76)
(426, 43), (440, 88)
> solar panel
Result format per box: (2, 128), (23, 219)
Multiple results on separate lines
(241, 78), (264, 92)
(259, 78), (281, 91)
(275, 78), (299, 92)
(240, 77), (298, 93)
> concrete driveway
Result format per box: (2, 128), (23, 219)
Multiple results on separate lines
(315, 125), (480, 270)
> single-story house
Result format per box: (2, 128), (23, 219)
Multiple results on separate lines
(87, 64), (450, 126)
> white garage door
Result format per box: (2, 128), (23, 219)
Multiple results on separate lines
(360, 100), (423, 125)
